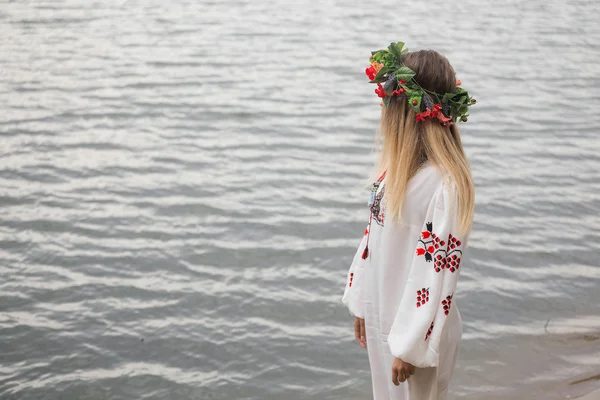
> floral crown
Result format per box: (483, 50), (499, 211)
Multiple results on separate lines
(366, 42), (476, 126)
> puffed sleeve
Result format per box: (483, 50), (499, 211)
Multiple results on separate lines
(387, 180), (467, 368)
(341, 224), (370, 319)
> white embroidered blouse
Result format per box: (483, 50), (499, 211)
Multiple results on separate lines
(341, 161), (468, 368)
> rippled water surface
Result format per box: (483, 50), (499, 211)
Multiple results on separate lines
(1, 1), (600, 399)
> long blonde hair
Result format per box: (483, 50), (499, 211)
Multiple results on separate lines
(373, 50), (475, 235)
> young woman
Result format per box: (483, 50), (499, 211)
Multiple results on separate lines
(342, 43), (476, 400)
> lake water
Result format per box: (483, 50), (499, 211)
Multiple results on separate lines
(1, 1), (600, 399)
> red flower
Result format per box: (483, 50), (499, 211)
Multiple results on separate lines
(366, 62), (384, 80)
(391, 88), (405, 96)
(427, 246), (434, 253)
(428, 104), (441, 118)
(399, 79), (406, 85)
(366, 66), (377, 80)
(416, 111), (429, 122)
(416, 248), (425, 256)
(437, 112), (451, 124)
(456, 79), (462, 86)
(374, 83), (388, 98)
(421, 231), (430, 239)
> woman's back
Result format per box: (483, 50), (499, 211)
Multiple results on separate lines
(342, 42), (476, 399)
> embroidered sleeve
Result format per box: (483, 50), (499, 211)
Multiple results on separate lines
(387, 180), (467, 368)
(341, 224), (370, 319)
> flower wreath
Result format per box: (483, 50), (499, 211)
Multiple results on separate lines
(366, 42), (476, 126)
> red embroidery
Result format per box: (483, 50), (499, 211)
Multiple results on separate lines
(446, 235), (462, 272)
(416, 222), (463, 273)
(349, 273), (354, 287)
(434, 253), (446, 272)
(442, 294), (453, 316)
(416, 287), (430, 308)
(424, 321), (434, 341)
(361, 246), (369, 260)
(416, 222), (438, 262)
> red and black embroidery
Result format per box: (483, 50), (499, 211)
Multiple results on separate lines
(349, 273), (354, 287)
(433, 253), (446, 272)
(416, 287), (429, 308)
(361, 172), (387, 259)
(370, 184), (385, 226)
(442, 294), (453, 316)
(424, 321), (434, 341)
(361, 246), (369, 259)
(446, 235), (462, 273)
(416, 222), (446, 264)
(416, 222), (463, 273)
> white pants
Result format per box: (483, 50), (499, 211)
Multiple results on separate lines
(365, 308), (462, 400)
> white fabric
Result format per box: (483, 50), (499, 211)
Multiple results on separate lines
(342, 162), (468, 400)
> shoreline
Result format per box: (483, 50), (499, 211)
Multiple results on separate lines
(577, 388), (600, 400)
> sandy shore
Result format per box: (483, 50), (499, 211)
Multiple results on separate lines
(577, 388), (600, 400)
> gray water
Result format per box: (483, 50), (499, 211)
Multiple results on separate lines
(1, 1), (600, 399)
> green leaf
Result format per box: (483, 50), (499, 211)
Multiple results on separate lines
(374, 68), (388, 82)
(409, 95), (422, 113)
(397, 65), (415, 75)
(390, 42), (406, 64)
(382, 96), (392, 107)
(395, 66), (416, 81)
(371, 66), (395, 83)
(388, 43), (401, 60)
(370, 50), (388, 63)
(377, 64), (397, 77)
(404, 87), (421, 98)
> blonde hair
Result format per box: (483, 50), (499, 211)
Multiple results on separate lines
(372, 50), (475, 236)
